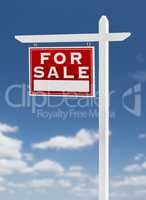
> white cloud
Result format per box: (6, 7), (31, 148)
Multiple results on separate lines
(0, 122), (22, 159)
(29, 159), (64, 175)
(7, 182), (25, 189)
(124, 164), (142, 173)
(22, 174), (96, 197)
(32, 129), (98, 150)
(22, 159), (88, 179)
(15, 178), (72, 192)
(58, 179), (71, 188)
(124, 161), (146, 173)
(69, 173), (98, 197)
(66, 170), (84, 178)
(23, 160), (91, 184)
(28, 179), (55, 189)
(0, 159), (28, 175)
(134, 189), (146, 196)
(65, 165), (87, 178)
(72, 183), (97, 197)
(23, 153), (34, 161)
(0, 122), (18, 134)
(0, 177), (4, 182)
(0, 133), (22, 159)
(0, 186), (7, 192)
(131, 71), (146, 82)
(134, 153), (145, 161)
(69, 166), (84, 172)
(139, 133), (146, 139)
(0, 122), (32, 176)
(111, 175), (146, 188)
(141, 161), (146, 168)
(110, 191), (128, 199)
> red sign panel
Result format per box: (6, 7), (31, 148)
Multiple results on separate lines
(29, 47), (95, 96)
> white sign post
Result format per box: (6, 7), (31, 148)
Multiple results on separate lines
(15, 16), (131, 200)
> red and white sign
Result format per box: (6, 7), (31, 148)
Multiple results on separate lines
(29, 47), (95, 96)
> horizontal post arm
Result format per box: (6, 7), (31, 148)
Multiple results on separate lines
(15, 33), (131, 43)
(15, 34), (99, 43)
(108, 33), (131, 41)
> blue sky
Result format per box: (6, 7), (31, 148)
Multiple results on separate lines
(0, 0), (146, 199)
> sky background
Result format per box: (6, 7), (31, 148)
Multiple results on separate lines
(0, 0), (146, 199)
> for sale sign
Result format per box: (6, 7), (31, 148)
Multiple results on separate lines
(29, 47), (95, 96)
